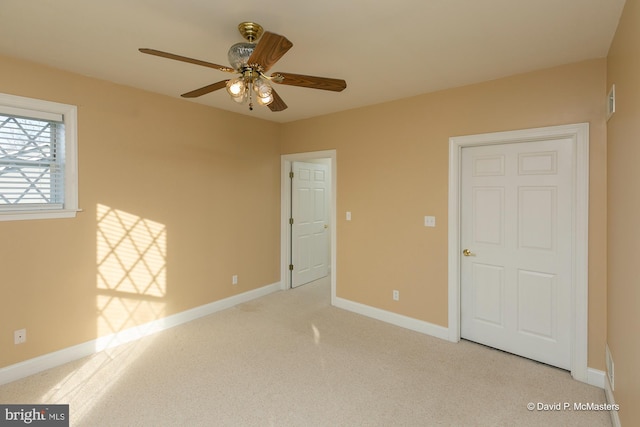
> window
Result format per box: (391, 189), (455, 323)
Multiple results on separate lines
(0, 93), (78, 221)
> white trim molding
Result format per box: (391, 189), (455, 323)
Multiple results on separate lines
(447, 123), (590, 384)
(0, 282), (281, 386)
(281, 150), (337, 304)
(604, 373), (622, 427)
(334, 297), (450, 340)
(587, 368), (606, 389)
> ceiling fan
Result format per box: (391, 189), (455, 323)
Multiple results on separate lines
(139, 22), (347, 112)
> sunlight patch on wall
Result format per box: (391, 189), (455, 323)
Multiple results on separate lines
(96, 204), (167, 337)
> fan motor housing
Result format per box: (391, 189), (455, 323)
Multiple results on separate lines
(228, 42), (255, 71)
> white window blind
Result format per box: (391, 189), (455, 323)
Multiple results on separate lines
(0, 114), (65, 209)
(0, 93), (78, 221)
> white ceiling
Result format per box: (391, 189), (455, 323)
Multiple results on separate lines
(0, 0), (626, 123)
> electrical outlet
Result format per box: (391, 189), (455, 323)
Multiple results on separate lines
(392, 290), (400, 301)
(14, 329), (26, 345)
(232, 275), (238, 285)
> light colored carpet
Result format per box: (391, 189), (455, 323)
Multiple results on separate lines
(0, 277), (612, 426)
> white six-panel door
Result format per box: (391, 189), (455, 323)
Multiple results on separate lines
(291, 161), (329, 287)
(460, 138), (573, 369)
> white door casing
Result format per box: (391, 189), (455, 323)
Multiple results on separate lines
(448, 123), (589, 383)
(460, 139), (573, 369)
(291, 161), (330, 287)
(280, 151), (336, 300)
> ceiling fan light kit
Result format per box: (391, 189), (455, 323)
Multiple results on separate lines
(139, 21), (346, 112)
(225, 71), (274, 109)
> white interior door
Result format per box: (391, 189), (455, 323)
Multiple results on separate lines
(460, 138), (573, 369)
(291, 161), (329, 287)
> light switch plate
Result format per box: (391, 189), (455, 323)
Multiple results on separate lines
(424, 216), (436, 227)
(607, 84), (616, 121)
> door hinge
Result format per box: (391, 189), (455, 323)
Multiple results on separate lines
(289, 264), (294, 271)
(289, 218), (294, 225)
(289, 171), (294, 179)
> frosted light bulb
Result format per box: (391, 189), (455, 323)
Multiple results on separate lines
(256, 91), (273, 106)
(226, 78), (246, 97)
(253, 77), (272, 98)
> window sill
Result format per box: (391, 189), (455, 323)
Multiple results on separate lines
(0, 209), (83, 222)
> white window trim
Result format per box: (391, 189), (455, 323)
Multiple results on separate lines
(0, 93), (79, 221)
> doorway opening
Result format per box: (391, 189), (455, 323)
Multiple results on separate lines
(281, 150), (337, 304)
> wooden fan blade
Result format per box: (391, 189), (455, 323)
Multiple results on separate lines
(139, 48), (235, 73)
(181, 81), (229, 98)
(271, 72), (347, 92)
(247, 32), (293, 72)
(268, 89), (288, 112)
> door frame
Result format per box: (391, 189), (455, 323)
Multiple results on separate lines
(447, 123), (589, 383)
(281, 150), (337, 303)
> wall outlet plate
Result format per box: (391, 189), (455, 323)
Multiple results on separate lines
(14, 329), (26, 344)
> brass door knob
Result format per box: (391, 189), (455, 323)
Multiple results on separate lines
(462, 249), (474, 256)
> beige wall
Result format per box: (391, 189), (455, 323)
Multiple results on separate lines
(0, 55), (281, 368)
(0, 53), (611, 383)
(607, 0), (640, 424)
(281, 59), (608, 371)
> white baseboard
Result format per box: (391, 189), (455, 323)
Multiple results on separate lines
(587, 367), (606, 389)
(0, 282), (281, 386)
(604, 372), (622, 427)
(334, 298), (609, 392)
(333, 297), (449, 340)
